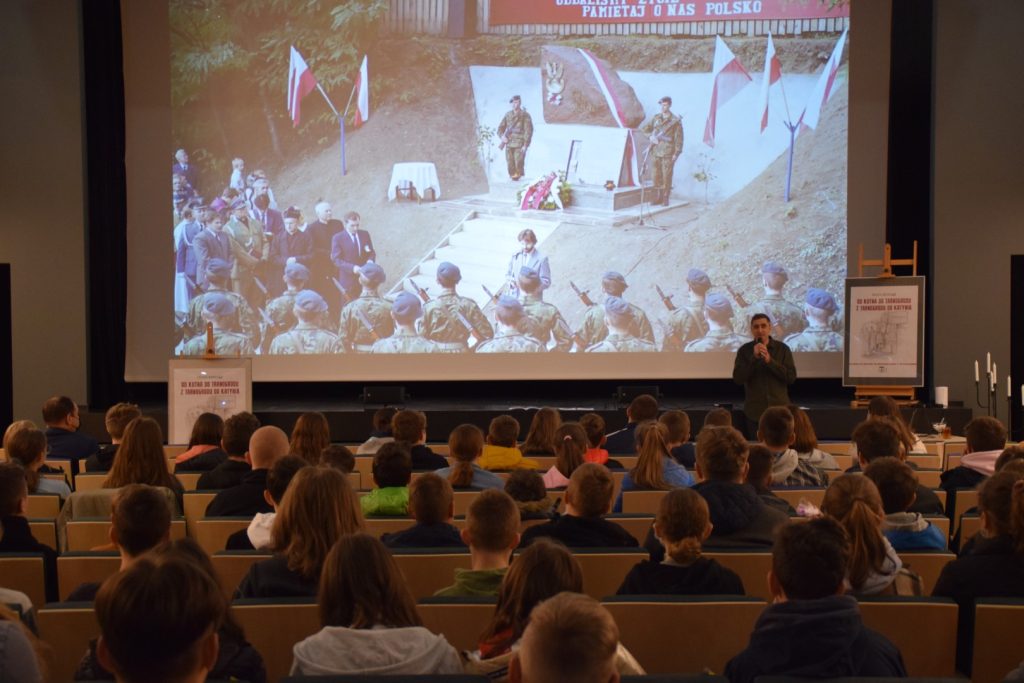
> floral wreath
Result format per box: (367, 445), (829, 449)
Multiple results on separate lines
(516, 172), (571, 211)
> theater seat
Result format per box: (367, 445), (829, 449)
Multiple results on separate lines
(56, 551), (119, 602)
(282, 677), (490, 682)
(232, 597), (319, 683)
(25, 494), (61, 519)
(390, 549), (473, 598)
(972, 598), (1024, 683)
(0, 553), (46, 606)
(37, 601), (98, 682)
(703, 550), (772, 601)
(858, 596), (958, 677)
(572, 548), (650, 599)
(211, 550), (271, 596)
(65, 517), (186, 551)
(192, 516), (251, 554)
(417, 596), (496, 651)
(896, 551), (956, 594)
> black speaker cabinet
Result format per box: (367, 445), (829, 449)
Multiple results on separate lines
(616, 385), (660, 404)
(361, 385), (407, 405)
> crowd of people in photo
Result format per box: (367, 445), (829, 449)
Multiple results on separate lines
(2, 392), (1024, 681)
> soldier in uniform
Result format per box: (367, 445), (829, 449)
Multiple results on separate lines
(640, 96), (684, 206)
(224, 197), (267, 311)
(475, 296), (545, 353)
(264, 262), (311, 336)
(518, 267), (572, 352)
(185, 258), (260, 350)
(269, 290), (343, 355)
(338, 262), (394, 353)
(370, 293), (439, 354)
(662, 268), (712, 351)
(742, 261), (806, 341)
(784, 288), (844, 352)
(585, 297), (657, 353)
(497, 95), (533, 181)
(685, 292), (747, 352)
(575, 271), (655, 350)
(181, 293), (254, 356)
(421, 261), (494, 353)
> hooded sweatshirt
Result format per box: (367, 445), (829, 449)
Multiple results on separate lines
(290, 625), (463, 676)
(694, 480), (788, 546)
(616, 557), (745, 596)
(959, 449), (1002, 477)
(849, 536), (905, 596)
(881, 511), (946, 551)
(771, 448), (829, 487)
(360, 486), (410, 516)
(478, 445), (539, 471)
(724, 595), (906, 683)
(796, 447), (840, 471)
(246, 512), (275, 550)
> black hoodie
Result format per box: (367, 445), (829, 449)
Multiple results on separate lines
(616, 557), (745, 596)
(724, 595), (906, 683)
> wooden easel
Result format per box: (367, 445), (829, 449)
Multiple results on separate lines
(851, 241), (919, 407)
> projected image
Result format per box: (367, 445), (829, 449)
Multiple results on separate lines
(169, 1), (849, 357)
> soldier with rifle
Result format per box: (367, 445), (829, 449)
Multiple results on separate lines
(338, 262), (392, 353)
(269, 290), (343, 355)
(741, 261), (806, 340)
(518, 267), (572, 352)
(262, 262), (312, 352)
(661, 268), (712, 352)
(685, 293), (746, 352)
(182, 293), (254, 356)
(475, 296), (545, 353)
(640, 96), (684, 206)
(370, 293), (440, 354)
(420, 262), (494, 353)
(584, 297), (657, 353)
(574, 271), (654, 350)
(497, 95), (533, 181)
(184, 258), (260, 350)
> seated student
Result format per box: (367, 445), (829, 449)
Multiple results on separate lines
(613, 421), (693, 512)
(953, 447), (1024, 553)
(103, 417), (185, 513)
(382, 474), (466, 549)
(41, 395), (99, 466)
(206, 426), (288, 517)
(864, 456), (946, 551)
(235, 467), (364, 598)
(5, 427), (71, 499)
(479, 415), (539, 470)
(289, 411), (330, 465)
(435, 489), (521, 597)
(85, 403), (142, 472)
(821, 474), (921, 596)
(0, 604), (46, 682)
(356, 406), (396, 455)
(505, 469), (559, 521)
(542, 423), (588, 489)
(360, 443), (412, 516)
(745, 444), (797, 515)
(787, 404), (841, 470)
(194, 412), (261, 489)
(225, 455), (308, 551)
(868, 394), (927, 454)
(66, 484), (173, 601)
(435, 423), (505, 490)
(617, 488), (744, 596)
(604, 393), (659, 454)
(173, 413), (225, 469)
(941, 415), (1007, 493)
(933, 468), (1024, 676)
(392, 409), (448, 470)
(675, 407), (732, 469)
(0, 462), (58, 602)
(659, 409), (693, 468)
(290, 534), (462, 676)
(850, 418), (945, 515)
(724, 517), (906, 683)
(522, 463), (638, 548)
(758, 406), (828, 487)
(521, 407), (562, 457)
(579, 413), (623, 468)
(319, 444), (355, 473)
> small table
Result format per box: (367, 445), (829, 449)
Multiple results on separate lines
(388, 162), (441, 202)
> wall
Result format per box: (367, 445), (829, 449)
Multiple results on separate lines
(0, 1), (88, 421)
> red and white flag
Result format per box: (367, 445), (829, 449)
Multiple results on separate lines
(353, 55), (369, 126)
(798, 29), (847, 133)
(759, 33), (783, 132)
(287, 46), (318, 127)
(703, 36), (752, 147)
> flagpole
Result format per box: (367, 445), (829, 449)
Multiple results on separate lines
(783, 119), (797, 202)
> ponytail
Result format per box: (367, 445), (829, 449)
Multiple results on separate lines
(631, 421), (670, 490)
(448, 424), (484, 489)
(664, 537), (702, 565)
(822, 475), (887, 590)
(656, 488), (708, 565)
(553, 423), (587, 479)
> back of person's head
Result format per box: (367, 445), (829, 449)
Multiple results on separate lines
(488, 414), (521, 448)
(95, 550), (225, 683)
(372, 442), (412, 487)
(579, 413), (606, 448)
(553, 423), (587, 479)
(221, 412), (260, 458)
(272, 466), (364, 579)
(821, 474), (886, 591)
(758, 406), (795, 449)
(105, 403), (142, 441)
(266, 455), (309, 505)
(772, 517), (851, 600)
(4, 427), (46, 493)
(319, 533), (422, 629)
(0, 462), (28, 516)
(505, 469), (547, 503)
(997, 446), (1024, 472)
(627, 394), (659, 422)
(448, 423), (485, 488)
(656, 488), (711, 564)
(111, 484), (173, 557)
(482, 539), (583, 644)
(290, 411), (331, 465)
(248, 425), (290, 470)
(965, 416), (1008, 453)
(465, 489), (520, 552)
(863, 456), (918, 514)
(978, 469), (1024, 552)
(744, 444), (775, 493)
(0, 603), (50, 678)
(187, 413), (223, 449)
(105, 417), (176, 491)
(658, 410), (691, 445)
(392, 409), (427, 444)
(522, 407), (562, 454)
(851, 418), (901, 462)
(41, 395), (76, 426)
(319, 444), (355, 473)
(867, 396), (916, 453)
(567, 463), (614, 518)
(372, 407), (398, 434)
(630, 420), (671, 489)
(2, 419), (36, 453)
(513, 592), (620, 683)
(703, 407), (732, 428)
(409, 473), (453, 524)
(696, 426), (749, 482)
(786, 405), (818, 453)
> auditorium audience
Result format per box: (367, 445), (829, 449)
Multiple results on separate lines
(360, 442), (412, 516)
(289, 411), (331, 465)
(173, 412), (225, 468)
(235, 466), (363, 598)
(5, 427), (71, 499)
(580, 412), (621, 468)
(393, 409), (448, 469)
(2, 419), (34, 452)
(744, 444), (797, 515)
(0, 604), (46, 682)
(435, 489), (520, 597)
(505, 469), (558, 521)
(319, 444), (355, 473)
(85, 403), (142, 472)
(940, 416), (1007, 493)
(787, 404), (840, 470)
(382, 473), (465, 548)
(435, 423), (504, 490)
(864, 456), (946, 551)
(521, 407), (562, 457)
(850, 418), (945, 515)
(542, 422), (588, 489)
(758, 406), (828, 487)
(604, 393), (659, 454)
(356, 407), (396, 455)
(225, 455), (308, 551)
(868, 395), (927, 454)
(523, 463), (637, 548)
(290, 534), (462, 676)
(102, 417), (184, 512)
(480, 415), (538, 470)
(613, 420), (693, 512)
(206, 425), (288, 517)
(660, 409), (694, 468)
(0, 462), (58, 602)
(724, 517), (906, 682)
(195, 412), (261, 489)
(41, 395), (99, 464)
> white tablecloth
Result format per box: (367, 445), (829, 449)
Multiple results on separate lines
(388, 162), (441, 201)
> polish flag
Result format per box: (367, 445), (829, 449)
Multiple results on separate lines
(353, 55), (369, 126)
(798, 30), (847, 133)
(287, 46), (318, 128)
(759, 34), (783, 133)
(703, 36), (752, 148)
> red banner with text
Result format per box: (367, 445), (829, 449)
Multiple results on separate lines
(489, 0), (850, 25)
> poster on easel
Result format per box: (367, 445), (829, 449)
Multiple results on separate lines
(168, 358), (252, 444)
(843, 276), (925, 387)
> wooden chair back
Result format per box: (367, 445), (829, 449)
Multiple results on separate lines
(621, 490), (668, 514)
(390, 551), (473, 599)
(28, 519), (57, 549)
(66, 518), (186, 551)
(192, 517), (252, 554)
(56, 552), (120, 602)
(0, 554), (46, 606)
(973, 599), (1024, 683)
(772, 488), (827, 509)
(210, 551), (270, 596)
(896, 551), (956, 594)
(704, 551), (772, 600)
(232, 599), (319, 683)
(26, 494), (61, 519)
(859, 597), (958, 677)
(37, 604), (100, 683)
(574, 550), (648, 599)
(183, 491), (218, 527)
(418, 598), (496, 651)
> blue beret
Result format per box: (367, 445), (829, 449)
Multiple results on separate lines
(391, 292), (422, 320)
(204, 258), (231, 279)
(518, 267), (540, 285)
(284, 262), (310, 281)
(602, 271), (626, 285)
(705, 292), (733, 317)
(496, 295), (524, 321)
(762, 261), (787, 276)
(604, 296), (633, 324)
(359, 262), (386, 286)
(510, 95), (521, 103)
(805, 288), (836, 313)
(686, 268), (711, 289)
(203, 292), (235, 317)
(294, 290), (327, 313)
(437, 262), (461, 284)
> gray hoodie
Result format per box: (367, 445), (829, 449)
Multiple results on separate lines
(290, 625), (463, 676)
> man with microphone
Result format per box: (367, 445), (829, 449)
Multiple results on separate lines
(733, 313), (797, 438)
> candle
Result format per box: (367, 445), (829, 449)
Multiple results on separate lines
(987, 352), (992, 374)
(992, 364), (997, 391)
(975, 360), (980, 383)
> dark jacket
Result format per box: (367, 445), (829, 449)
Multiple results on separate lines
(724, 595), (905, 683)
(66, 582), (100, 602)
(758, 491), (797, 516)
(409, 444), (449, 470)
(0, 515), (58, 602)
(234, 554), (318, 599)
(616, 557), (745, 596)
(695, 480), (787, 548)
(226, 527), (255, 551)
(932, 534), (1024, 675)
(382, 522), (467, 549)
(84, 444), (118, 473)
(520, 514), (638, 549)
(45, 427), (99, 462)
(846, 464), (944, 516)
(671, 442), (697, 469)
(197, 458), (252, 490)
(174, 448), (229, 473)
(604, 422), (638, 455)
(939, 467), (988, 518)
(206, 469), (272, 517)
(732, 337), (796, 422)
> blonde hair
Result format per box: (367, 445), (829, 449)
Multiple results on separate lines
(656, 488), (709, 565)
(2, 420), (37, 453)
(630, 420), (671, 490)
(821, 474), (887, 591)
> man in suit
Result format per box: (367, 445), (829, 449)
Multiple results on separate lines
(505, 228), (550, 299)
(250, 193), (283, 237)
(330, 211), (376, 300)
(192, 209), (233, 291)
(306, 201), (344, 311)
(267, 206), (314, 296)
(171, 148), (198, 194)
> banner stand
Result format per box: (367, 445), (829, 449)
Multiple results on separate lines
(168, 358), (252, 445)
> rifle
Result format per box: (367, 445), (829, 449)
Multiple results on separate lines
(726, 284), (749, 309)
(655, 285), (677, 312)
(555, 317), (587, 352)
(331, 277), (351, 307)
(353, 308), (381, 342)
(253, 276), (269, 296)
(482, 284), (499, 305)
(569, 281), (595, 307)
(256, 306), (274, 327)
(409, 279), (430, 303)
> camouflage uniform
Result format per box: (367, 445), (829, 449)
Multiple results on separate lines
(685, 328), (746, 353)
(224, 215), (267, 308)
(338, 293), (394, 353)
(585, 334), (657, 353)
(265, 290), (300, 332)
(784, 326), (844, 352)
(641, 109), (683, 203)
(662, 301), (708, 351)
(370, 330), (440, 354)
(576, 300), (655, 349)
(475, 330), (545, 353)
(269, 322), (343, 355)
(522, 294), (572, 352)
(497, 107), (533, 179)
(421, 290), (494, 353)
(186, 288), (260, 350)
(182, 330), (253, 357)
(743, 293), (806, 340)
